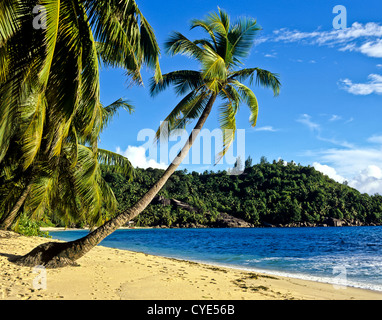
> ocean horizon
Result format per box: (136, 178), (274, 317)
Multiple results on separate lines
(48, 226), (382, 292)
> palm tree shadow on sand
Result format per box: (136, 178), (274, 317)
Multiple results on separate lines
(0, 252), (22, 262)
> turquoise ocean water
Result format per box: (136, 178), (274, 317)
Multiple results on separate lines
(49, 226), (382, 292)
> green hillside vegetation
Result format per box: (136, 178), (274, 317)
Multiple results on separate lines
(95, 157), (382, 228)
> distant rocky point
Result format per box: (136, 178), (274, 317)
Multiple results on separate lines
(151, 196), (253, 228)
(261, 217), (379, 228)
(149, 196), (379, 229)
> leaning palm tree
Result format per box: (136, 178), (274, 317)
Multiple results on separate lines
(14, 8), (280, 268)
(0, 0), (160, 229)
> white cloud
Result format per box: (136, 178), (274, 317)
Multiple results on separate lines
(368, 135), (382, 144)
(348, 165), (382, 194)
(363, 165), (382, 179)
(339, 43), (357, 52)
(317, 136), (354, 149)
(262, 22), (382, 59)
(358, 39), (382, 58)
(339, 74), (382, 95)
(305, 132), (382, 195)
(296, 114), (320, 131)
(318, 147), (382, 177)
(277, 157), (288, 166)
(309, 140), (382, 194)
(296, 114), (354, 148)
(254, 126), (278, 132)
(271, 22), (382, 44)
(116, 146), (168, 170)
(340, 40), (382, 58)
(313, 161), (382, 195)
(329, 114), (342, 122)
(313, 162), (346, 183)
(377, 64), (382, 68)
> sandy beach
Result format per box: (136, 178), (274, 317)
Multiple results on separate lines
(1, 230), (381, 300)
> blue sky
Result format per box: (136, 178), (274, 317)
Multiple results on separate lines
(98, 0), (382, 194)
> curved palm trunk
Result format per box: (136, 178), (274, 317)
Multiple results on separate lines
(14, 94), (217, 268)
(0, 183), (32, 230)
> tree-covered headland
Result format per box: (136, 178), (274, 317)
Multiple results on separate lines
(99, 157), (382, 228)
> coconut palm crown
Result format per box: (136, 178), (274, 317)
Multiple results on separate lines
(150, 7), (280, 161)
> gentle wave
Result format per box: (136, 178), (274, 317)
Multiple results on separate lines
(174, 258), (382, 292)
(49, 226), (382, 292)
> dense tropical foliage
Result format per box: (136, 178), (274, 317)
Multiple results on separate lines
(0, 0), (160, 231)
(100, 158), (382, 227)
(16, 156), (382, 232)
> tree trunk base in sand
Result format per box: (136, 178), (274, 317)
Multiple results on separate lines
(11, 95), (218, 268)
(13, 242), (80, 268)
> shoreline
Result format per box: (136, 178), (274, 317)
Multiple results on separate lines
(40, 221), (382, 231)
(40, 226), (153, 231)
(43, 226), (382, 294)
(170, 258), (382, 293)
(1, 230), (381, 300)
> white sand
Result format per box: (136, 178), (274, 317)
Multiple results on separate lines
(1, 231), (381, 300)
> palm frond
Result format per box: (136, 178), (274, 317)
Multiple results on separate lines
(229, 67), (281, 96)
(154, 89), (209, 140)
(254, 68), (281, 96)
(96, 148), (134, 180)
(0, 0), (19, 82)
(74, 1), (101, 139)
(19, 92), (47, 170)
(50, 144), (119, 228)
(86, 0), (142, 82)
(101, 98), (134, 132)
(217, 99), (238, 163)
(0, 3), (47, 163)
(137, 9), (162, 82)
(86, 0), (161, 84)
(230, 80), (259, 127)
(71, 145), (102, 217)
(166, 91), (210, 135)
(0, 0), (19, 43)
(150, 70), (204, 97)
(201, 45), (226, 82)
(201, 8), (230, 60)
(206, 7), (230, 36)
(227, 17), (261, 65)
(220, 84), (241, 105)
(190, 20), (217, 49)
(165, 31), (204, 62)
(38, 0), (61, 87)
(24, 165), (57, 221)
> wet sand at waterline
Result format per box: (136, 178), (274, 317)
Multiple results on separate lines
(1, 230), (381, 300)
